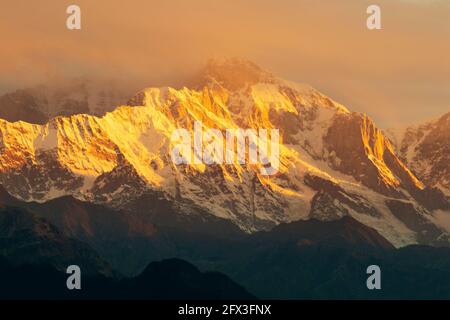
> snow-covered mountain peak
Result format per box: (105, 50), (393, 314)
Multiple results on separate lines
(0, 61), (448, 247)
(388, 111), (450, 195)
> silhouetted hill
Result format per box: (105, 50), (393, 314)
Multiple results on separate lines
(125, 258), (254, 300)
(2, 187), (450, 299)
(215, 218), (450, 299)
(0, 187), (246, 275)
(251, 216), (394, 251)
(0, 206), (113, 277)
(0, 257), (255, 300)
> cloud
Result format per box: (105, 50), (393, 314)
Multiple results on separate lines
(0, 0), (449, 127)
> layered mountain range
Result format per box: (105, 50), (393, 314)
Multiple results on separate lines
(2, 191), (450, 299)
(0, 59), (449, 250)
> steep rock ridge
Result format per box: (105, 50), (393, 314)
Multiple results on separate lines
(0, 59), (448, 246)
(325, 113), (422, 195)
(324, 113), (447, 211)
(388, 112), (450, 195)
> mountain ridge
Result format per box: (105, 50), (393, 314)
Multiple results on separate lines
(387, 111), (450, 196)
(3, 184), (450, 299)
(0, 59), (448, 247)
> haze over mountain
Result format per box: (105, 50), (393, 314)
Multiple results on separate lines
(2, 1), (450, 127)
(0, 59), (448, 249)
(0, 78), (132, 124)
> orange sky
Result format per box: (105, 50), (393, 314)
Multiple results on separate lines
(0, 0), (449, 127)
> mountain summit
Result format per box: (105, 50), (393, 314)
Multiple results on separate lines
(191, 58), (277, 90)
(0, 60), (448, 247)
